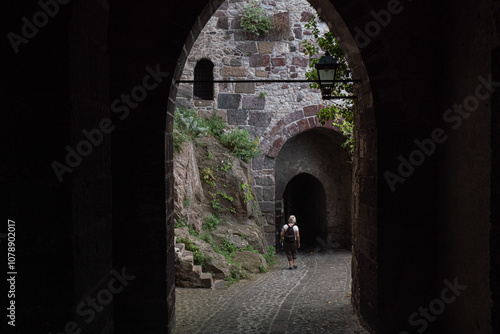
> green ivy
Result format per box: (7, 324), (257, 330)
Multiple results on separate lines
(302, 15), (354, 154)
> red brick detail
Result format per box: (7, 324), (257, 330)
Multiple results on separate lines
(273, 137), (285, 149)
(287, 123), (300, 136)
(298, 119), (310, 132)
(307, 117), (317, 128)
(303, 104), (319, 117)
(267, 147), (280, 158)
(271, 58), (286, 66)
(292, 56), (308, 67)
(284, 109), (304, 124)
(269, 120), (285, 138)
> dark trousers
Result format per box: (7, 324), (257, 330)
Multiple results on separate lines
(284, 241), (298, 261)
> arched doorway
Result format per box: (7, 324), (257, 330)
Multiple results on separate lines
(283, 173), (327, 247)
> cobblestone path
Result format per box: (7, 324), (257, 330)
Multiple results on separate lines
(174, 249), (369, 334)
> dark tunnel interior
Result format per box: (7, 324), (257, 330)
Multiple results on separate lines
(283, 173), (327, 247)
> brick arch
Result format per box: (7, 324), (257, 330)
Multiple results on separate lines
(259, 104), (342, 160)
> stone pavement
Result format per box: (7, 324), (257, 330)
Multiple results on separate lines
(174, 249), (369, 334)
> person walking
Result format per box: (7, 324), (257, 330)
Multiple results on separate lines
(280, 215), (300, 270)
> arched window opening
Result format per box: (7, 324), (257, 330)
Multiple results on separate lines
(194, 59), (214, 100)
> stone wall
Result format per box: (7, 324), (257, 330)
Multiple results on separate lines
(177, 0), (352, 246)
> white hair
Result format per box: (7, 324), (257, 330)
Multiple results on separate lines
(288, 215), (296, 224)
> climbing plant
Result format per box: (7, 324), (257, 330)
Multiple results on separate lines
(302, 15), (355, 153)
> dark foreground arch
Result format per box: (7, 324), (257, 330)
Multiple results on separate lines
(3, 0), (499, 333)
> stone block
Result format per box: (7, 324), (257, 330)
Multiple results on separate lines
(227, 109), (247, 125)
(263, 187), (274, 201)
(218, 94), (241, 109)
(298, 118), (310, 132)
(217, 17), (229, 29)
(287, 123), (300, 136)
(259, 201), (275, 212)
(258, 42), (275, 54)
(303, 104), (319, 116)
(230, 58), (242, 66)
(292, 56), (308, 67)
(301, 11), (314, 22)
(255, 176), (274, 186)
(194, 100), (213, 107)
(236, 41), (257, 54)
(271, 58), (286, 66)
(255, 70), (268, 77)
(284, 109), (304, 124)
(264, 156), (275, 169)
(220, 67), (247, 77)
(273, 137), (285, 149)
(242, 95), (266, 110)
(250, 54), (270, 67)
(293, 27), (302, 39)
(177, 83), (193, 98)
(248, 112), (272, 127)
(230, 17), (241, 29)
(235, 82), (255, 93)
(275, 42), (289, 54)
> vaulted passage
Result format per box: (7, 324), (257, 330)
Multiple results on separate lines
(283, 173), (326, 247)
(275, 128), (352, 248)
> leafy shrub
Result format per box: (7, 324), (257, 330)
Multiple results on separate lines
(240, 1), (273, 36)
(205, 114), (226, 138)
(220, 128), (262, 162)
(200, 167), (216, 188)
(203, 214), (222, 231)
(225, 266), (247, 285)
(263, 246), (276, 266)
(173, 107), (208, 148)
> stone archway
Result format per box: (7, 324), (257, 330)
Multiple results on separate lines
(271, 126), (352, 248)
(169, 0), (375, 331)
(282, 173), (327, 247)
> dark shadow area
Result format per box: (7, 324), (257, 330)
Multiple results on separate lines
(283, 173), (326, 247)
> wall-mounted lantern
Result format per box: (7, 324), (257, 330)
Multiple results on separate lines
(315, 52), (340, 100)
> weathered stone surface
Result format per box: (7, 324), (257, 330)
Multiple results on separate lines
(236, 41), (257, 54)
(233, 251), (268, 273)
(242, 95), (266, 110)
(230, 58), (242, 66)
(220, 67), (247, 77)
(214, 224), (269, 253)
(249, 54), (270, 67)
(174, 142), (205, 231)
(235, 82), (255, 93)
(303, 104), (319, 116)
(195, 99), (213, 107)
(301, 11), (314, 22)
(271, 57), (286, 66)
(292, 56), (308, 67)
(257, 41), (275, 54)
(248, 112), (272, 127)
(255, 70), (268, 77)
(293, 27), (302, 39)
(227, 109), (248, 125)
(217, 17), (229, 29)
(218, 93), (241, 109)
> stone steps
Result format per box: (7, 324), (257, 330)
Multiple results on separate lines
(175, 242), (213, 288)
